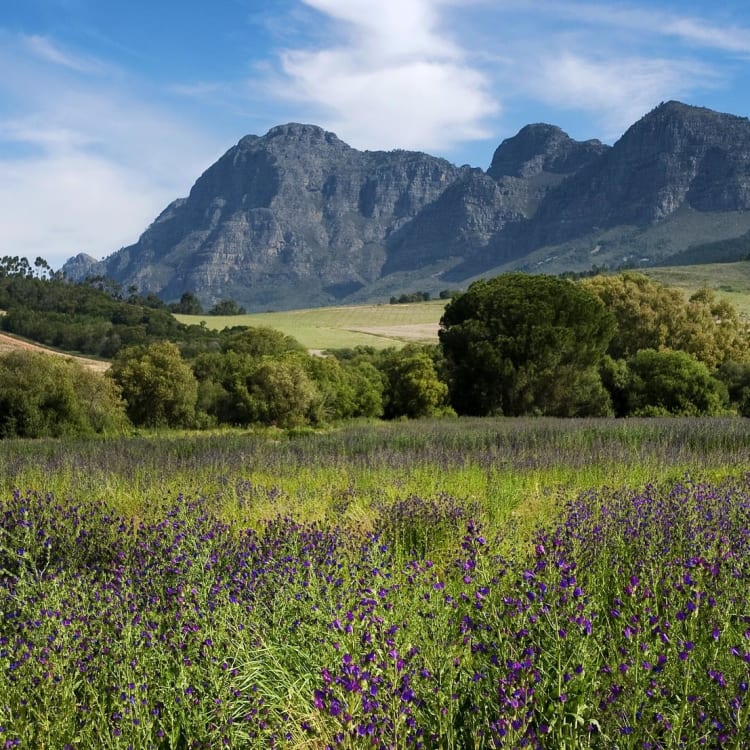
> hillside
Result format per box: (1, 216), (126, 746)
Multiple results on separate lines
(0, 331), (109, 371)
(64, 102), (750, 312)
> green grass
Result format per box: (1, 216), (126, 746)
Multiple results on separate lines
(2, 417), (749, 534)
(175, 300), (447, 351)
(3, 418), (750, 748)
(644, 260), (750, 316)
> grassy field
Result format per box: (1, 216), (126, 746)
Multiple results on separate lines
(2, 418), (750, 748)
(644, 260), (750, 317)
(175, 299), (447, 351)
(175, 264), (750, 351)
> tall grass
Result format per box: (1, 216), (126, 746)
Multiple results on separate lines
(1, 475), (749, 747)
(1, 418), (750, 747)
(1, 417), (748, 527)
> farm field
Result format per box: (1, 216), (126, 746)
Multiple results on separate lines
(644, 260), (750, 317)
(2, 417), (750, 748)
(175, 264), (750, 351)
(175, 299), (447, 351)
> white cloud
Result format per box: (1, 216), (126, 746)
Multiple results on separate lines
(22, 34), (106, 74)
(271, 0), (499, 151)
(0, 153), (168, 265)
(520, 1), (750, 55)
(664, 18), (750, 55)
(0, 32), (224, 269)
(527, 52), (718, 139)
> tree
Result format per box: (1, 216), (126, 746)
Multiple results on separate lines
(679, 288), (750, 369)
(625, 349), (728, 416)
(439, 274), (615, 416)
(232, 356), (321, 428)
(0, 351), (129, 438)
(209, 299), (246, 316)
(380, 346), (451, 419)
(581, 273), (750, 368)
(169, 292), (204, 315)
(220, 326), (304, 357)
(714, 360), (750, 416)
(109, 341), (199, 428)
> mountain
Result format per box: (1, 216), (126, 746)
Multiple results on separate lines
(64, 102), (750, 311)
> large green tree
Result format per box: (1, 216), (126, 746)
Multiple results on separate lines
(439, 274), (615, 416)
(109, 341), (199, 428)
(582, 273), (750, 368)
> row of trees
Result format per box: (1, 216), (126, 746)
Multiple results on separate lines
(439, 272), (750, 417)
(109, 330), (451, 430)
(104, 272), (750, 431)
(1, 269), (749, 438)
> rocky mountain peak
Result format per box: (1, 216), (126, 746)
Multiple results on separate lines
(487, 123), (608, 179)
(62, 102), (750, 311)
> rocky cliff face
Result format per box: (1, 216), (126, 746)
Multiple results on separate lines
(65, 102), (750, 310)
(527, 102), (750, 247)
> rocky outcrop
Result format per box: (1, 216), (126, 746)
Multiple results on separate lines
(64, 103), (750, 310)
(527, 102), (750, 247)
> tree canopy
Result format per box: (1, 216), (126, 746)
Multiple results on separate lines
(0, 351), (129, 438)
(581, 273), (750, 368)
(109, 341), (199, 428)
(439, 274), (615, 416)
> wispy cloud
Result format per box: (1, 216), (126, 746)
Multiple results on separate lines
(22, 34), (106, 74)
(268, 0), (499, 151)
(525, 1), (750, 56)
(525, 53), (719, 139)
(0, 32), (224, 268)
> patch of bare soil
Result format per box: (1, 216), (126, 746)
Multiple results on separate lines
(0, 333), (110, 372)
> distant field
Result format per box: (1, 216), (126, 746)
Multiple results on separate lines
(176, 299), (447, 350)
(644, 260), (750, 316)
(0, 331), (109, 371)
(175, 263), (750, 350)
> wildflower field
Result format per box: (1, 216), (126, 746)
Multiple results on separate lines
(1, 418), (750, 748)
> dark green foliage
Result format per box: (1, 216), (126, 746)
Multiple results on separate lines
(168, 292), (204, 315)
(0, 269), (216, 359)
(389, 291), (431, 304)
(714, 360), (750, 416)
(109, 341), (199, 428)
(440, 274), (615, 416)
(0, 351), (130, 438)
(625, 349), (728, 416)
(197, 353), (319, 428)
(209, 299), (246, 315)
(439, 288), (461, 299)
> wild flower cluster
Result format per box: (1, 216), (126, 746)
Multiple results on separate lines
(1, 477), (749, 748)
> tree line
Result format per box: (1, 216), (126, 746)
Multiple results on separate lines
(0, 266), (749, 438)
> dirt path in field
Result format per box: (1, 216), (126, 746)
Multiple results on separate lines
(0, 332), (110, 372)
(347, 322), (440, 342)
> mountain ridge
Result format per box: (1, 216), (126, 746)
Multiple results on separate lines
(64, 101), (750, 311)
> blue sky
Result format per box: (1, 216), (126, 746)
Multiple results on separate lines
(2, 0), (750, 269)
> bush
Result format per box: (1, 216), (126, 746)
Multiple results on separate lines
(0, 351), (130, 438)
(625, 348), (729, 416)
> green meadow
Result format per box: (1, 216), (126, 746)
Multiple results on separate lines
(175, 299), (446, 351)
(175, 263), (750, 352)
(2, 418), (750, 748)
